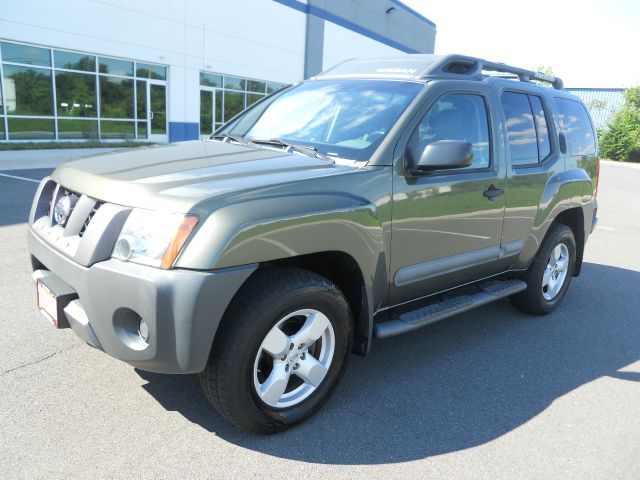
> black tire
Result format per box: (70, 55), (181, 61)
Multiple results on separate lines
(511, 223), (577, 315)
(200, 266), (352, 434)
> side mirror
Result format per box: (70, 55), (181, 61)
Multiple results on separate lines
(408, 140), (473, 176)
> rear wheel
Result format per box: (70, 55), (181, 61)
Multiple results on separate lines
(200, 267), (351, 434)
(511, 223), (576, 315)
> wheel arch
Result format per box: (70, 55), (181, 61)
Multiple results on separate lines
(553, 207), (585, 276)
(259, 251), (373, 356)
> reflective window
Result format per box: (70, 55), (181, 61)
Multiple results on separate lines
(224, 91), (245, 122)
(136, 80), (147, 119)
(57, 119), (98, 139)
(556, 98), (596, 156)
(137, 121), (147, 139)
(501, 92), (538, 166)
(529, 96), (551, 160)
(415, 93), (491, 169)
(55, 71), (96, 117)
(100, 120), (135, 139)
(200, 90), (213, 135)
(99, 57), (133, 76)
(223, 76), (245, 90)
(247, 93), (264, 107)
(200, 72), (222, 88)
(7, 118), (54, 139)
(266, 82), (285, 94)
(1, 42), (50, 67)
(247, 80), (265, 93)
(2, 65), (53, 115)
(215, 93), (222, 129)
(226, 79), (422, 161)
(1, 41), (167, 141)
(99, 77), (134, 118)
(54, 50), (95, 72)
(149, 84), (166, 134)
(136, 63), (166, 80)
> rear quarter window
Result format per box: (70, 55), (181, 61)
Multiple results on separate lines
(555, 98), (596, 156)
(501, 91), (538, 166)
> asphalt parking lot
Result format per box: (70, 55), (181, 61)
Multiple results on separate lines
(1, 161), (639, 479)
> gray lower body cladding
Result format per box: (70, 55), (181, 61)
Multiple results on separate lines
(28, 227), (256, 373)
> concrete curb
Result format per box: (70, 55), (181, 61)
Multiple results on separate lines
(601, 159), (640, 169)
(0, 148), (121, 171)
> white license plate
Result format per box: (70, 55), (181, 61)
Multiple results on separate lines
(37, 280), (59, 327)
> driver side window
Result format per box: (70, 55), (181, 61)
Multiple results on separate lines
(415, 93), (491, 170)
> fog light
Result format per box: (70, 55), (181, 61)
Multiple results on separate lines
(138, 318), (150, 342)
(114, 236), (134, 260)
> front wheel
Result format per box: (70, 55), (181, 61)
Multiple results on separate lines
(200, 267), (351, 434)
(511, 223), (576, 315)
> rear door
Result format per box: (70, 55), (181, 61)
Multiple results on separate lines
(389, 84), (508, 305)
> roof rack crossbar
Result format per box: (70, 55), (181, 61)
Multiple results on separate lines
(481, 60), (564, 90)
(421, 55), (564, 90)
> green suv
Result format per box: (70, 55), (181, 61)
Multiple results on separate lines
(28, 55), (599, 433)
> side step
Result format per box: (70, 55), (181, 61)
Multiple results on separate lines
(374, 279), (527, 338)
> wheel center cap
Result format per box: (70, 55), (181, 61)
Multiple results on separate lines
(288, 352), (300, 364)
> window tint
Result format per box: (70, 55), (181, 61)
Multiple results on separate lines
(7, 118), (54, 139)
(224, 76), (246, 90)
(501, 92), (538, 166)
(99, 77), (134, 118)
(224, 90), (245, 122)
(247, 80), (266, 93)
(2, 65), (53, 115)
(1, 42), (50, 67)
(415, 93), (491, 169)
(200, 72), (222, 87)
(136, 63), (166, 80)
(200, 90), (213, 135)
(529, 96), (551, 160)
(57, 119), (98, 139)
(54, 50), (95, 72)
(98, 57), (133, 76)
(556, 98), (596, 156)
(55, 71), (96, 117)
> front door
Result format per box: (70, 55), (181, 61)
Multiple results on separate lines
(389, 87), (508, 305)
(136, 80), (167, 142)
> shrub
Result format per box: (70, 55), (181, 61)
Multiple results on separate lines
(599, 87), (640, 162)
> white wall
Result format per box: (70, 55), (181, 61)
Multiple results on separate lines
(1, 0), (306, 126)
(322, 21), (405, 72)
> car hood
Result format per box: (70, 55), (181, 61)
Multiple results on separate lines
(52, 140), (357, 212)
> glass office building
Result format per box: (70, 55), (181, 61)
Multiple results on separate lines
(0, 0), (436, 143)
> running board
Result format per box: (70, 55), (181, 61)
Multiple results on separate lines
(374, 279), (527, 338)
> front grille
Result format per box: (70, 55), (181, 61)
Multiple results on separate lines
(79, 201), (104, 237)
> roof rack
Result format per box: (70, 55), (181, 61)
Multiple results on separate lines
(315, 54), (564, 90)
(420, 54), (564, 90)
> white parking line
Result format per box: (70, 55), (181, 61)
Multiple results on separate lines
(0, 172), (41, 183)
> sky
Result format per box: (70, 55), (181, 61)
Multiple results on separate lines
(401, 0), (640, 88)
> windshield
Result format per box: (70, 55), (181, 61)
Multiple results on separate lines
(221, 79), (423, 162)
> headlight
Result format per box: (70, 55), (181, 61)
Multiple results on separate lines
(112, 209), (198, 269)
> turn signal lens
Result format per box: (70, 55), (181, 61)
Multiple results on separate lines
(161, 215), (199, 269)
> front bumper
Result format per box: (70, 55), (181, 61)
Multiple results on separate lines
(29, 227), (256, 373)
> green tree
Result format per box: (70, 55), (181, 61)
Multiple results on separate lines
(599, 86), (640, 162)
(533, 65), (554, 88)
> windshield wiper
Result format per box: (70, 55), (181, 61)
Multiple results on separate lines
(248, 138), (334, 162)
(211, 133), (254, 147)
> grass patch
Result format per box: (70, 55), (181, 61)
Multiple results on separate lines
(0, 141), (155, 151)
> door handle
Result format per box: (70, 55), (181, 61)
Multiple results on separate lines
(150, 111), (154, 120)
(483, 184), (504, 200)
